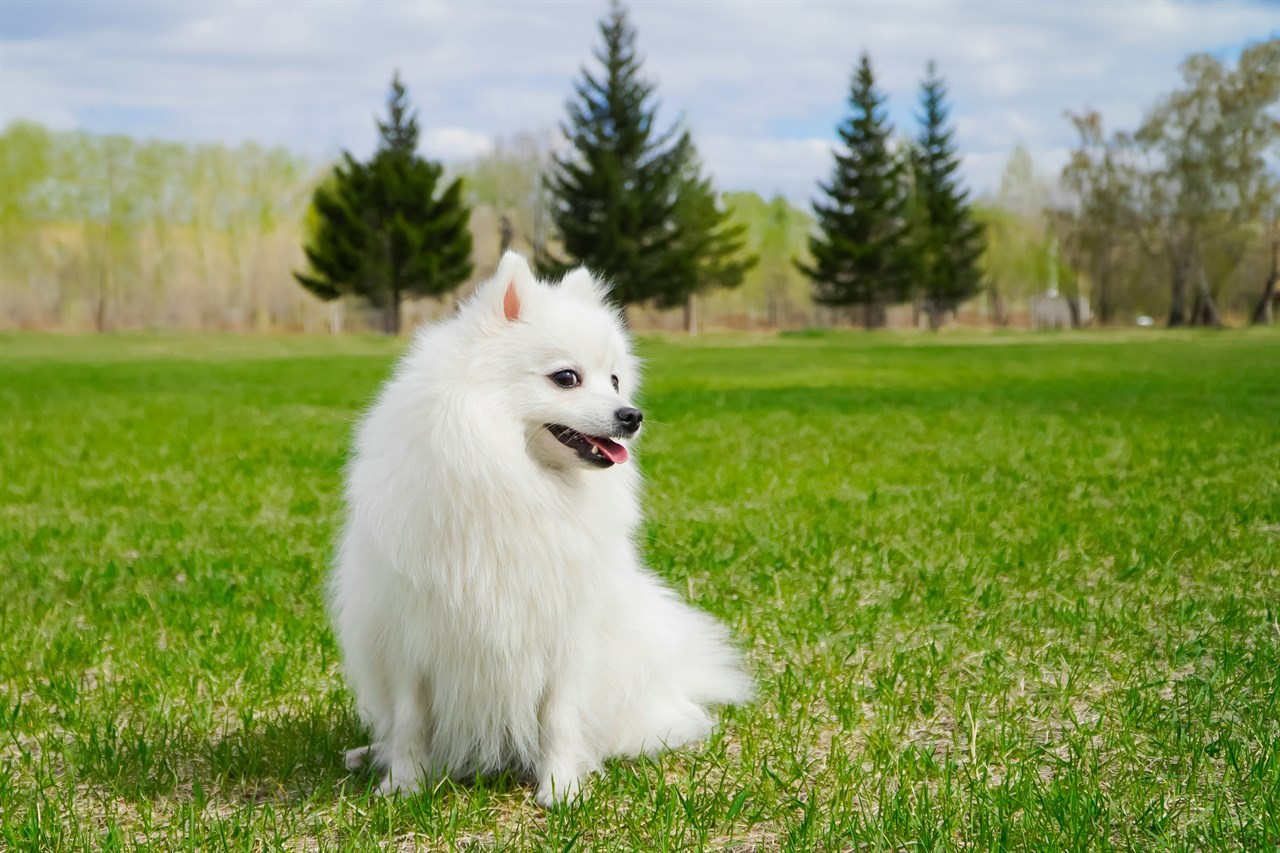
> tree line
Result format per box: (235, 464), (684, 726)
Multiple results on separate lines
(0, 124), (315, 331)
(1053, 39), (1280, 327)
(2, 1), (1274, 333)
(299, 2), (756, 333)
(298, 4), (1275, 333)
(800, 53), (984, 329)
(298, 4), (984, 333)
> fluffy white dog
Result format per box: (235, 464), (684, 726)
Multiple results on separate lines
(331, 252), (751, 806)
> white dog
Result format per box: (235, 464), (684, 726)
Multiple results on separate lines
(330, 253), (751, 806)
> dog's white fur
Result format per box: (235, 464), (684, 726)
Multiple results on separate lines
(330, 253), (751, 805)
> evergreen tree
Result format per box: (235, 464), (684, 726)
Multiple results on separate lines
(296, 73), (473, 333)
(543, 1), (748, 311)
(799, 52), (910, 328)
(667, 144), (756, 328)
(910, 61), (984, 328)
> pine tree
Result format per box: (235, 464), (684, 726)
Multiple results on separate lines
(911, 61), (984, 328)
(799, 52), (910, 328)
(542, 1), (714, 309)
(296, 73), (473, 334)
(668, 144), (756, 330)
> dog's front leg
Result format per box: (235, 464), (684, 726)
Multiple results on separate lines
(535, 672), (597, 807)
(377, 674), (435, 795)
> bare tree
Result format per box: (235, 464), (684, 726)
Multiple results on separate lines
(1055, 40), (1279, 327)
(1133, 42), (1279, 326)
(1055, 113), (1135, 325)
(1251, 240), (1279, 325)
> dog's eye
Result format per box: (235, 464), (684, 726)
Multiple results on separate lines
(611, 374), (620, 392)
(550, 370), (581, 389)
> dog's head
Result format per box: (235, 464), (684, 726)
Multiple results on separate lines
(465, 252), (642, 472)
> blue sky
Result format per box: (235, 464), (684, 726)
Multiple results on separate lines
(1, 0), (1275, 203)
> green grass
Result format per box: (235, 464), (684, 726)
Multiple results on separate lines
(2, 329), (1278, 851)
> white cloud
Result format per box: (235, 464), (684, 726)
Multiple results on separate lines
(422, 127), (495, 161)
(1, 0), (1275, 202)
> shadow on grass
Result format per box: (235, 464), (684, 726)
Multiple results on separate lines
(59, 695), (529, 807)
(50, 698), (362, 803)
(199, 700), (366, 802)
(203, 707), (531, 804)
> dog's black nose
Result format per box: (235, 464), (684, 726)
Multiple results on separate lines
(615, 407), (643, 434)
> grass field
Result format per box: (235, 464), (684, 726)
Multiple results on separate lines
(2, 329), (1278, 852)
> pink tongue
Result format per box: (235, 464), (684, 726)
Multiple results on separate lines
(588, 436), (629, 464)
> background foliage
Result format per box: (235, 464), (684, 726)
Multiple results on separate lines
(1, 37), (1275, 332)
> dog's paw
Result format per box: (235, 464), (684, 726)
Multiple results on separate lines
(376, 772), (418, 797)
(344, 745), (374, 771)
(535, 772), (583, 808)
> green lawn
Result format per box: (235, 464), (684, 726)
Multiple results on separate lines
(2, 329), (1278, 852)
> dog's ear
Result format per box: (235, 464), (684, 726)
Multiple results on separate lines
(559, 267), (608, 305)
(503, 280), (521, 322)
(485, 251), (535, 323)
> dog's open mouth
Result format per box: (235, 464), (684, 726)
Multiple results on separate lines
(546, 424), (629, 467)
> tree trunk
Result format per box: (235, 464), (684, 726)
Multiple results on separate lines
(95, 277), (109, 333)
(384, 294), (402, 335)
(96, 244), (111, 332)
(1066, 297), (1082, 328)
(987, 287), (1006, 327)
(1167, 264), (1189, 327)
(1250, 241), (1278, 325)
(1192, 268), (1221, 328)
(1094, 257), (1112, 325)
(684, 293), (698, 336)
(926, 300), (943, 331)
(499, 215), (515, 254)
(1252, 274), (1277, 325)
